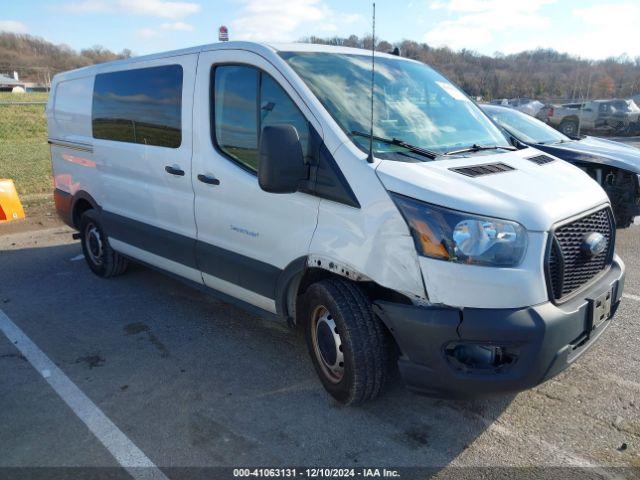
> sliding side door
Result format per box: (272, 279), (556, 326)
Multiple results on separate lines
(91, 54), (201, 282)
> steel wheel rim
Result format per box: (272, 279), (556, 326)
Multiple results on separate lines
(85, 222), (104, 266)
(310, 305), (344, 384)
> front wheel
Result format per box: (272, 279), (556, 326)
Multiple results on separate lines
(301, 278), (392, 405)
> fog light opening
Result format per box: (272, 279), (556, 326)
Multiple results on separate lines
(445, 343), (516, 372)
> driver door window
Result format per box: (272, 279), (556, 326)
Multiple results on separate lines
(213, 65), (310, 172)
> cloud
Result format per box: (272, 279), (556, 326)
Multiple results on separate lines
(230, 0), (362, 42)
(61, 0), (108, 13)
(63, 0), (200, 19)
(160, 21), (194, 31)
(340, 13), (362, 25)
(567, 3), (640, 58)
(574, 2), (639, 27)
(137, 27), (159, 39)
(124, 0), (200, 19)
(424, 0), (555, 51)
(495, 2), (640, 59)
(430, 0), (554, 13)
(0, 20), (28, 33)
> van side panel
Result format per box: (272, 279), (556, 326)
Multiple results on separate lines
(49, 75), (99, 225)
(49, 55), (202, 284)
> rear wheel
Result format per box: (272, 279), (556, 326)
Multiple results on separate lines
(79, 210), (128, 278)
(559, 118), (579, 137)
(301, 278), (392, 405)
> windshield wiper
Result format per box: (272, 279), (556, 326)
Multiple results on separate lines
(350, 131), (439, 159)
(444, 144), (517, 156)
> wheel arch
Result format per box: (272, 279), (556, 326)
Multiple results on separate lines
(71, 191), (100, 229)
(275, 256), (413, 325)
(561, 115), (580, 124)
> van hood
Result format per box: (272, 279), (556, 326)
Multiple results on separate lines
(534, 136), (640, 174)
(375, 147), (609, 232)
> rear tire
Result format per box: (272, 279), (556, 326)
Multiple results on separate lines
(559, 119), (579, 137)
(301, 278), (392, 405)
(79, 209), (128, 278)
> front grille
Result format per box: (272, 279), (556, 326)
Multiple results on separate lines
(546, 207), (615, 301)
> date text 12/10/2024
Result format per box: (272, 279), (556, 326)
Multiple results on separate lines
(233, 468), (401, 478)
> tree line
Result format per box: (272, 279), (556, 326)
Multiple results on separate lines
(304, 35), (640, 102)
(0, 33), (131, 85)
(2, 31), (640, 101)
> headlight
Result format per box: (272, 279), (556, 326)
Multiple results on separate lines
(391, 193), (528, 267)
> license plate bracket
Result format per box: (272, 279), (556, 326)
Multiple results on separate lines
(589, 288), (613, 331)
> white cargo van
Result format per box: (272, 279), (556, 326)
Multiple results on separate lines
(48, 42), (625, 405)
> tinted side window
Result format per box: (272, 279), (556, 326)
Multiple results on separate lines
(92, 64), (183, 148)
(213, 66), (310, 172)
(214, 66), (259, 170)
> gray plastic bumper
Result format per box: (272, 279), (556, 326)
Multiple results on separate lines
(374, 258), (625, 397)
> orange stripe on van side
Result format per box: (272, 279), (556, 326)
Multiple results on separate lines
(62, 154), (96, 168)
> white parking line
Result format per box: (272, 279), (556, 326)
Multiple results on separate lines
(623, 293), (640, 302)
(0, 309), (169, 480)
(70, 254), (84, 262)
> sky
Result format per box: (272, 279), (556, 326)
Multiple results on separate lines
(1, 0), (639, 60)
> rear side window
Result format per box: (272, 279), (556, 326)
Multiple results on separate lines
(53, 76), (94, 137)
(92, 64), (183, 148)
(213, 65), (309, 172)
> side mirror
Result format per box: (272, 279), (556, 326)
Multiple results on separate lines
(258, 125), (306, 194)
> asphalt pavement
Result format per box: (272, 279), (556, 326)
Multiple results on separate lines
(0, 221), (639, 480)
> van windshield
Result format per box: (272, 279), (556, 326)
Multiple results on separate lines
(279, 51), (509, 159)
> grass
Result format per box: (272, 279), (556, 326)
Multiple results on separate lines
(0, 91), (51, 197)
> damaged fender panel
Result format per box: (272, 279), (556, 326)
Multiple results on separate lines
(307, 142), (427, 302)
(306, 255), (371, 282)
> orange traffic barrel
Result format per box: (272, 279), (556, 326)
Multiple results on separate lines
(0, 179), (25, 222)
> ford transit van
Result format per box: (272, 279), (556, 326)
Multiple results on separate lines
(48, 42), (625, 405)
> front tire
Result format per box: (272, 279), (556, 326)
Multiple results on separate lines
(79, 210), (128, 278)
(301, 278), (392, 405)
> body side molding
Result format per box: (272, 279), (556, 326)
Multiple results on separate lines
(102, 211), (283, 300)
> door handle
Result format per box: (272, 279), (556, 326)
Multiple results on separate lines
(165, 165), (185, 176)
(198, 174), (220, 186)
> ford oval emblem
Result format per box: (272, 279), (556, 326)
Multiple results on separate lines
(581, 232), (607, 257)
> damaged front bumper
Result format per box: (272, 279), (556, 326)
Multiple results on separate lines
(374, 258), (625, 397)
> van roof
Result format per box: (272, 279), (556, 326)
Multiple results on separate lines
(52, 41), (412, 82)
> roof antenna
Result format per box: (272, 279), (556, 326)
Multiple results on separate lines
(366, 1), (376, 164)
